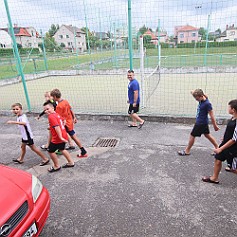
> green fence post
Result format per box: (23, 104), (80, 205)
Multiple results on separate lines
(128, 0), (133, 70)
(4, 0), (31, 111)
(220, 54), (223, 66)
(40, 30), (48, 71)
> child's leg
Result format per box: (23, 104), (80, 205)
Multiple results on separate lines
(30, 144), (49, 162)
(70, 133), (87, 156)
(204, 134), (219, 149)
(61, 150), (74, 165)
(211, 159), (222, 181)
(67, 134), (75, 147)
(48, 152), (60, 169)
(71, 134), (83, 148)
(185, 135), (195, 154)
(18, 143), (27, 162)
(131, 113), (144, 124)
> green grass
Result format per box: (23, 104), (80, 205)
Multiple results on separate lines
(1, 46), (237, 80)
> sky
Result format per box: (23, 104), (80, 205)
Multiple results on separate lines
(1, 0), (237, 35)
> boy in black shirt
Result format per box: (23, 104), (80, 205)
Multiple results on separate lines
(202, 99), (237, 184)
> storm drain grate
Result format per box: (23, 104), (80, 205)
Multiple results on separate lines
(93, 138), (119, 148)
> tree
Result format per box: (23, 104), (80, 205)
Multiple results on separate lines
(139, 25), (148, 35)
(198, 27), (207, 40)
(48, 24), (59, 37)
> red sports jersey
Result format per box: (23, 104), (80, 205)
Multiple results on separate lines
(55, 99), (74, 131)
(48, 112), (68, 143)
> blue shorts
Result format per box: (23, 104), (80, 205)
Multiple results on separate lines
(65, 126), (76, 136)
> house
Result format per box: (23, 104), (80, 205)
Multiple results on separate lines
(94, 32), (110, 40)
(143, 29), (169, 45)
(216, 24), (237, 42)
(0, 30), (12, 48)
(53, 25), (86, 52)
(174, 25), (200, 44)
(0, 25), (41, 48)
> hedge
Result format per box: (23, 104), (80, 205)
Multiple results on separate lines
(177, 41), (237, 48)
(0, 48), (40, 56)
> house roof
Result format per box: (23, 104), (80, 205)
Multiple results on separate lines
(62, 25), (85, 36)
(177, 25), (199, 32)
(0, 27), (32, 37)
(143, 30), (157, 40)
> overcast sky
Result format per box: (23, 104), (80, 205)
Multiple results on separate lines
(1, 0), (237, 35)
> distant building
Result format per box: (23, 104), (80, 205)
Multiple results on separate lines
(0, 25), (41, 48)
(174, 25), (200, 44)
(0, 30), (12, 48)
(216, 24), (237, 42)
(143, 29), (169, 45)
(94, 32), (109, 40)
(53, 25), (86, 52)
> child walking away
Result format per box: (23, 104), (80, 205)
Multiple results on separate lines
(178, 89), (219, 156)
(43, 101), (74, 173)
(202, 99), (237, 184)
(50, 89), (87, 158)
(7, 103), (49, 166)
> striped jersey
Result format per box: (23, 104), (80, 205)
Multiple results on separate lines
(17, 114), (33, 140)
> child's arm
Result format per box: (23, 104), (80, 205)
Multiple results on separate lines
(214, 139), (236, 154)
(7, 120), (26, 125)
(70, 109), (78, 124)
(208, 110), (220, 131)
(54, 126), (68, 143)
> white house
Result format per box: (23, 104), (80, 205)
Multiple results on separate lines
(0, 30), (12, 48)
(53, 25), (87, 52)
(216, 24), (237, 42)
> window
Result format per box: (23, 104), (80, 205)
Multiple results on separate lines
(180, 33), (184, 38)
(31, 30), (34, 36)
(66, 35), (69, 38)
(59, 35), (63, 39)
(180, 41), (184, 43)
(192, 32), (196, 37)
(68, 42), (71, 46)
(229, 31), (235, 36)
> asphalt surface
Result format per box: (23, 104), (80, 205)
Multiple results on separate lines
(0, 114), (237, 237)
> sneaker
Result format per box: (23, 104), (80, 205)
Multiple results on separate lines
(40, 144), (48, 150)
(65, 146), (76, 150)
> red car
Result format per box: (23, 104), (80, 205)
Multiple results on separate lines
(0, 165), (50, 237)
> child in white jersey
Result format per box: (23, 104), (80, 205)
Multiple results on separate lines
(7, 103), (50, 166)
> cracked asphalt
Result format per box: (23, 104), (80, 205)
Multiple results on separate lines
(0, 114), (236, 237)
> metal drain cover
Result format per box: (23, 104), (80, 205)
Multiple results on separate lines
(92, 138), (119, 148)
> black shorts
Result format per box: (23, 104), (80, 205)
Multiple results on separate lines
(22, 138), (34, 146)
(47, 142), (66, 153)
(215, 149), (236, 164)
(128, 104), (139, 114)
(191, 124), (210, 137)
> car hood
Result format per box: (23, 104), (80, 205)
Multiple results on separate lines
(0, 165), (32, 224)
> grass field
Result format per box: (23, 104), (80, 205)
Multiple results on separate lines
(0, 72), (236, 119)
(1, 47), (237, 79)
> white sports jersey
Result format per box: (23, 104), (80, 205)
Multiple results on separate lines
(17, 114), (33, 140)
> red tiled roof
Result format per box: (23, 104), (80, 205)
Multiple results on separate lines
(143, 30), (157, 40)
(15, 28), (31, 37)
(177, 25), (199, 32)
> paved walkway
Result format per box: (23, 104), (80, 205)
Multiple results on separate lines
(0, 115), (236, 237)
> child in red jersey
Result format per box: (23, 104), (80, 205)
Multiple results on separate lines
(50, 89), (87, 158)
(43, 101), (74, 172)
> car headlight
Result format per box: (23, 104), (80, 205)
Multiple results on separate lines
(32, 175), (43, 203)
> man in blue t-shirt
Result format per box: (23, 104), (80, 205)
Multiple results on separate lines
(127, 70), (145, 129)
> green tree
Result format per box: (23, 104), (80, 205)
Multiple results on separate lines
(139, 25), (148, 35)
(48, 24), (59, 37)
(198, 27), (207, 40)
